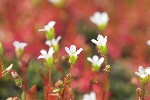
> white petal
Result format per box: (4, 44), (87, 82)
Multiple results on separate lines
(65, 47), (70, 54)
(87, 57), (93, 63)
(70, 45), (76, 53)
(6, 64), (13, 71)
(135, 72), (140, 76)
(98, 57), (104, 66)
(140, 74), (147, 78)
(45, 40), (52, 46)
(97, 35), (103, 40)
(139, 66), (144, 74)
(40, 49), (47, 56)
(38, 55), (44, 59)
(48, 47), (54, 57)
(147, 40), (150, 46)
(47, 21), (56, 28)
(145, 68), (150, 74)
(56, 36), (62, 42)
(93, 55), (99, 62)
(90, 92), (96, 100)
(76, 48), (83, 55)
(38, 29), (46, 32)
(91, 39), (98, 45)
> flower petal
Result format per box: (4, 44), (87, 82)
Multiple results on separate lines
(45, 40), (52, 46)
(76, 48), (83, 55)
(70, 45), (76, 53)
(38, 55), (44, 59)
(48, 47), (54, 57)
(91, 39), (98, 45)
(98, 57), (104, 66)
(87, 57), (93, 63)
(93, 55), (99, 62)
(40, 49), (47, 56)
(65, 47), (70, 54)
(138, 66), (144, 74)
(56, 36), (62, 42)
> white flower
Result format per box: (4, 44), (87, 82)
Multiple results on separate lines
(38, 47), (54, 60)
(45, 36), (61, 46)
(65, 45), (83, 57)
(90, 12), (109, 26)
(87, 55), (104, 67)
(13, 41), (27, 50)
(82, 91), (96, 100)
(38, 21), (56, 32)
(91, 34), (107, 46)
(135, 66), (150, 78)
(147, 40), (150, 46)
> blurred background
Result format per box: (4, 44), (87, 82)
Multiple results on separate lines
(0, 0), (150, 99)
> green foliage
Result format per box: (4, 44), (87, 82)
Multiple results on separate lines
(110, 60), (136, 100)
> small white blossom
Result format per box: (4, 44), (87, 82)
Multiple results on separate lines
(13, 41), (27, 50)
(45, 36), (61, 46)
(90, 12), (109, 26)
(91, 34), (107, 46)
(38, 47), (54, 60)
(38, 21), (56, 32)
(87, 55), (104, 67)
(135, 66), (150, 78)
(82, 91), (96, 100)
(65, 45), (83, 57)
(147, 40), (150, 46)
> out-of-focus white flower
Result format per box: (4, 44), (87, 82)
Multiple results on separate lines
(90, 12), (109, 26)
(91, 34), (107, 47)
(65, 45), (83, 65)
(13, 41), (27, 59)
(45, 36), (61, 46)
(87, 55), (104, 72)
(147, 40), (150, 46)
(65, 45), (83, 57)
(38, 47), (54, 60)
(135, 66), (150, 78)
(82, 91), (96, 100)
(38, 21), (56, 32)
(13, 41), (27, 51)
